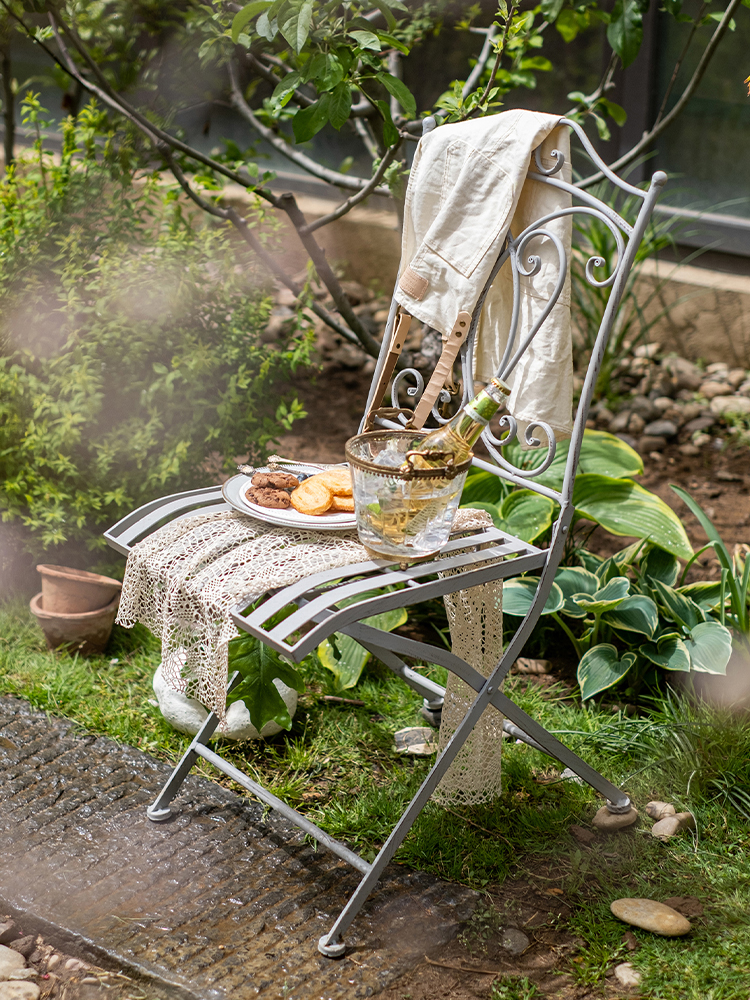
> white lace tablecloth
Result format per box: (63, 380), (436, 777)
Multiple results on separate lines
(117, 505), (503, 804)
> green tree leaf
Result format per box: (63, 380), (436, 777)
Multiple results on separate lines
(376, 72), (417, 117)
(278, 0), (314, 53)
(540, 0), (565, 20)
(292, 94), (331, 142)
(573, 474), (693, 561)
(226, 633), (305, 732)
(231, 1), (273, 43)
(374, 99), (399, 146)
(327, 82), (352, 130)
(607, 0), (644, 68)
(348, 28), (382, 50)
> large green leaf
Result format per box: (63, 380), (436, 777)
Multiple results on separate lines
(555, 566), (600, 618)
(460, 469), (507, 506)
(640, 545), (680, 586)
(678, 580), (725, 611)
(317, 593), (407, 690)
(573, 474), (693, 561)
(651, 579), (705, 631)
(684, 620), (733, 675)
(574, 576), (630, 614)
(640, 633), (691, 672)
(376, 72), (417, 117)
(506, 429), (643, 491)
(603, 594), (658, 638)
(226, 634), (305, 732)
(498, 489), (555, 543)
(327, 82), (352, 130)
(578, 644), (637, 700)
(503, 577), (563, 617)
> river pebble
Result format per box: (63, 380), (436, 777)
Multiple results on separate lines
(611, 898), (691, 936)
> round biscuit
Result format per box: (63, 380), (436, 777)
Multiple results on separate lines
(290, 478), (334, 515)
(330, 495), (355, 513)
(312, 468), (353, 496)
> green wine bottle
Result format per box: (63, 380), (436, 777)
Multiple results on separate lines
(402, 377), (511, 472)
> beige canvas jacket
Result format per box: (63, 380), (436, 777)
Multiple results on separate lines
(394, 109), (574, 439)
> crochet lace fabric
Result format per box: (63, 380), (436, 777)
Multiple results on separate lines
(434, 568), (504, 806)
(116, 507), (493, 725)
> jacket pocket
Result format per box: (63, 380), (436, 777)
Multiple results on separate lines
(423, 139), (513, 279)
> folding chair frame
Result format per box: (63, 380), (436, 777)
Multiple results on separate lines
(105, 118), (667, 958)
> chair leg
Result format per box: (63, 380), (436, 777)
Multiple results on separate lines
(318, 675), (495, 956)
(146, 672), (240, 821)
(147, 709), (223, 821)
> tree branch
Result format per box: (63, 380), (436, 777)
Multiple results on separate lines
(278, 192), (382, 359)
(165, 147), (368, 348)
(462, 24), (498, 98)
(228, 60), (390, 196)
(578, 0), (743, 187)
(653, 2), (707, 128)
(475, 5), (517, 110)
(300, 142), (400, 234)
(41, 6), (279, 205)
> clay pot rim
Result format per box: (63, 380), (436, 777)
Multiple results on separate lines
(36, 564), (123, 589)
(30, 592), (120, 621)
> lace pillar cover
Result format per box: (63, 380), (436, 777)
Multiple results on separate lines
(435, 569), (504, 806)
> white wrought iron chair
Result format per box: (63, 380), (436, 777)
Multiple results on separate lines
(105, 118), (667, 958)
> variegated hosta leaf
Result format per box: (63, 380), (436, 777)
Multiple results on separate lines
(577, 644), (637, 700)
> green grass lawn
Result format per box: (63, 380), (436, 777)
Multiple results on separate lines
(2, 600), (750, 999)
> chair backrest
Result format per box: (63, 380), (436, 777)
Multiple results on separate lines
(361, 118), (667, 520)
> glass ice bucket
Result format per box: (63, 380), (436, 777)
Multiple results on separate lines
(345, 430), (471, 560)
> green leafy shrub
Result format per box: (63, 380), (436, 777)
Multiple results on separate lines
(0, 98), (313, 556)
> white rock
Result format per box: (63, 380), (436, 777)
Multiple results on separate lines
(652, 811), (696, 841)
(710, 395), (750, 416)
(0, 946), (25, 981)
(153, 665), (297, 740)
(645, 800), (676, 820)
(0, 984), (40, 1000)
(614, 962), (642, 988)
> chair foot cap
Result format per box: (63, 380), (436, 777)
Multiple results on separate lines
(318, 935), (346, 958)
(147, 805), (173, 822)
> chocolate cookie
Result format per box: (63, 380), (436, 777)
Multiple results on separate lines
(251, 471), (300, 490)
(246, 486), (292, 509)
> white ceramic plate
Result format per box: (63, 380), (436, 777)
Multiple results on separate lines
(222, 465), (356, 531)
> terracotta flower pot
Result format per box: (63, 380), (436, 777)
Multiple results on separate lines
(29, 592), (120, 656)
(36, 564), (122, 614)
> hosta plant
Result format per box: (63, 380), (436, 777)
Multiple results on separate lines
(460, 429), (693, 560)
(504, 540), (733, 700)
